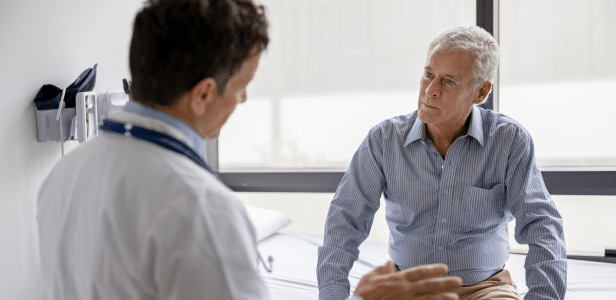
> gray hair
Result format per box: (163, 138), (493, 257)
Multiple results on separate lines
(427, 26), (499, 97)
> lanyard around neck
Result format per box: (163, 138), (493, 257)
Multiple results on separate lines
(99, 119), (215, 174)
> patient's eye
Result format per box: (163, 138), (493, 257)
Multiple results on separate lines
(445, 79), (454, 85)
(425, 71), (433, 78)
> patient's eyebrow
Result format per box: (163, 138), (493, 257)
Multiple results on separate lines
(424, 66), (462, 81)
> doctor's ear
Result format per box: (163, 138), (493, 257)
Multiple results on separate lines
(190, 77), (218, 116)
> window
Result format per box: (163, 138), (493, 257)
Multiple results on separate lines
(208, 0), (616, 254)
(499, 0), (616, 255)
(499, 0), (616, 167)
(508, 195), (616, 254)
(219, 0), (476, 170)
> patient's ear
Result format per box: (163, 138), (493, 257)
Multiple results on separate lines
(190, 77), (217, 116)
(474, 81), (492, 104)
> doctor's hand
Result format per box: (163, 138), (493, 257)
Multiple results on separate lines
(353, 261), (462, 300)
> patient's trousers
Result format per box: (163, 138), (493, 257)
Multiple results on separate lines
(454, 269), (522, 300)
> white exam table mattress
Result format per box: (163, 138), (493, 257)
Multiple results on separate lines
(257, 232), (616, 300)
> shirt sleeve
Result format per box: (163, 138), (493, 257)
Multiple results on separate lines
(505, 127), (567, 300)
(317, 128), (387, 300)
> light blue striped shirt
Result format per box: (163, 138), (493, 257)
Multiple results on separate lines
(317, 106), (567, 300)
(123, 100), (206, 156)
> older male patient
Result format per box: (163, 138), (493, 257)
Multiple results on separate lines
(317, 26), (567, 300)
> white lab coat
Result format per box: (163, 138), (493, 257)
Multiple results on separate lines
(37, 111), (268, 299)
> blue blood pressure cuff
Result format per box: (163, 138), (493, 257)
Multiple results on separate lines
(33, 64), (97, 110)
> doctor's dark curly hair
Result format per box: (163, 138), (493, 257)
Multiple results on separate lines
(129, 0), (269, 107)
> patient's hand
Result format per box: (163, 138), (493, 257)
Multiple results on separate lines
(353, 261), (461, 300)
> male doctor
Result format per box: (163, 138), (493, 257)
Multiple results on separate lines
(37, 0), (461, 299)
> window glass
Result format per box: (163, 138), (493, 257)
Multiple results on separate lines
(220, 0), (476, 170)
(499, 0), (616, 167)
(237, 193), (616, 254)
(236, 192), (390, 243)
(508, 195), (616, 254)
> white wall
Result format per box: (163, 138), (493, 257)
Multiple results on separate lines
(0, 1), (143, 298)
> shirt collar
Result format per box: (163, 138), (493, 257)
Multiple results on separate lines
(404, 105), (485, 147)
(467, 105), (485, 146)
(405, 114), (426, 146)
(123, 101), (206, 156)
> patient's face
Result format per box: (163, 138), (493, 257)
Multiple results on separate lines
(417, 49), (479, 131)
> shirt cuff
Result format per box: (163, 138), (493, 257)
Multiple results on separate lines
(319, 285), (351, 300)
(348, 296), (365, 300)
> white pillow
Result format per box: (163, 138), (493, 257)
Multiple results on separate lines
(244, 205), (291, 242)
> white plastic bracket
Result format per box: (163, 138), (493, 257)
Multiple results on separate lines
(75, 91), (98, 142)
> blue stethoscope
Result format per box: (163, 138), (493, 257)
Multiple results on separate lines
(99, 119), (273, 273)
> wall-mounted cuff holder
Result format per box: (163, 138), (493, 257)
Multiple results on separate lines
(35, 107), (76, 142)
(35, 91), (98, 143)
(75, 91), (98, 142)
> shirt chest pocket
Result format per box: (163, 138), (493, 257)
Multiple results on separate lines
(459, 183), (505, 232)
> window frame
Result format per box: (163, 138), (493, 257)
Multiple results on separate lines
(207, 0), (616, 196)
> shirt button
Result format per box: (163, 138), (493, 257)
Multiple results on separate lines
(443, 190), (449, 194)
(438, 246), (443, 250)
(442, 218), (446, 223)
